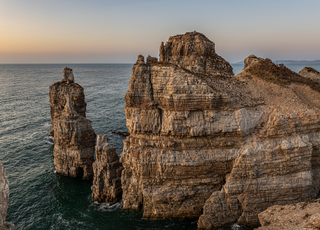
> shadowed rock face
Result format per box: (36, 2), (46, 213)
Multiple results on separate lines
(50, 69), (95, 180)
(49, 68), (86, 136)
(0, 162), (15, 230)
(159, 31), (234, 76)
(91, 135), (123, 205)
(121, 31), (320, 229)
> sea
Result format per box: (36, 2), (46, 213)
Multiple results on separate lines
(0, 62), (319, 230)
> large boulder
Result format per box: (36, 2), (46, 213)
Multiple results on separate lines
(299, 67), (320, 83)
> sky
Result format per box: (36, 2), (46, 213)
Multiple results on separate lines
(1, 0), (320, 63)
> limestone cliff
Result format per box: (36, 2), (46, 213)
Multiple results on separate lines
(92, 135), (123, 204)
(121, 31), (320, 229)
(49, 67), (86, 136)
(50, 69), (95, 179)
(0, 162), (15, 230)
(256, 200), (320, 230)
(299, 67), (320, 83)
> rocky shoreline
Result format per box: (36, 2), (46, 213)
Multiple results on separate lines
(46, 31), (320, 229)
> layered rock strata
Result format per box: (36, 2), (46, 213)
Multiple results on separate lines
(50, 69), (95, 179)
(121, 32), (320, 229)
(0, 162), (15, 230)
(49, 67), (86, 136)
(92, 135), (123, 204)
(299, 67), (320, 83)
(256, 199), (320, 230)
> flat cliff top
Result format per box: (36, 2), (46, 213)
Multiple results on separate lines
(257, 199), (320, 230)
(238, 59), (320, 114)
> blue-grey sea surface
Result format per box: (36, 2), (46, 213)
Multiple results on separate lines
(1, 63), (319, 229)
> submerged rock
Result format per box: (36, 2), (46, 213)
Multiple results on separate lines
(120, 31), (320, 229)
(256, 199), (320, 230)
(91, 135), (123, 204)
(50, 69), (95, 180)
(0, 162), (15, 230)
(299, 67), (320, 83)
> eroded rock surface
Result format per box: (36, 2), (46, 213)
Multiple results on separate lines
(244, 55), (264, 69)
(299, 67), (320, 83)
(121, 31), (320, 229)
(0, 162), (15, 230)
(159, 31), (234, 76)
(50, 69), (95, 179)
(256, 199), (320, 230)
(92, 135), (123, 204)
(49, 67), (86, 136)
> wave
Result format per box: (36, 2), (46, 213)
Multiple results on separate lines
(93, 199), (123, 212)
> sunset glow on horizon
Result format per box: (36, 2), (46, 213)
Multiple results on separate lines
(1, 0), (320, 63)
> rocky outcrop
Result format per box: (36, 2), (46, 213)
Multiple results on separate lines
(159, 31), (234, 76)
(299, 67), (320, 83)
(49, 67), (86, 136)
(243, 55), (264, 69)
(256, 199), (320, 230)
(50, 69), (95, 179)
(92, 135), (123, 204)
(121, 31), (320, 229)
(0, 162), (15, 230)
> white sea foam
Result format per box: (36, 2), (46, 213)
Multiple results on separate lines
(231, 224), (241, 230)
(44, 122), (52, 128)
(44, 136), (54, 145)
(93, 199), (123, 212)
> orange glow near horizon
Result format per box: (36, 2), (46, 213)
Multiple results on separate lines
(1, 0), (320, 63)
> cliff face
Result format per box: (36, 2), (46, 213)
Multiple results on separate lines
(49, 67), (86, 136)
(50, 69), (95, 180)
(92, 135), (123, 204)
(0, 162), (15, 230)
(121, 32), (320, 229)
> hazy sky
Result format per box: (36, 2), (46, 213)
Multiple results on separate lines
(1, 0), (320, 63)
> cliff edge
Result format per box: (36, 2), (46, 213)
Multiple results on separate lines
(120, 31), (320, 229)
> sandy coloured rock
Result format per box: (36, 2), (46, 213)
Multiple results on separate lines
(256, 199), (320, 230)
(91, 135), (123, 204)
(243, 54), (264, 69)
(50, 69), (95, 180)
(120, 31), (320, 229)
(49, 68), (86, 136)
(0, 162), (15, 230)
(299, 67), (320, 83)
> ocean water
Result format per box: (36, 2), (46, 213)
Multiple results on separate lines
(1, 62), (319, 230)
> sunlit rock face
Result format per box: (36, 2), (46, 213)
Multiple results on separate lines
(91, 135), (123, 205)
(256, 200), (320, 230)
(299, 67), (320, 83)
(50, 69), (95, 180)
(0, 162), (15, 230)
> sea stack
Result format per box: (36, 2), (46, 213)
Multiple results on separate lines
(120, 31), (320, 229)
(91, 135), (123, 204)
(0, 162), (15, 230)
(49, 68), (95, 179)
(49, 67), (86, 137)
